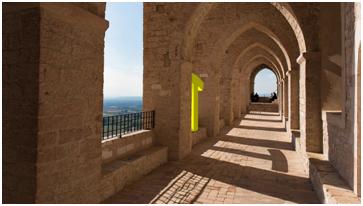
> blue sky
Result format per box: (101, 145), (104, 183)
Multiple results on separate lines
(254, 69), (277, 96)
(104, 3), (276, 98)
(104, 2), (143, 98)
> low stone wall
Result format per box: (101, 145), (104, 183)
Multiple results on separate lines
(100, 146), (168, 201)
(322, 111), (342, 159)
(101, 130), (154, 164)
(192, 127), (207, 146)
(321, 111), (354, 190)
(248, 103), (279, 112)
(309, 156), (360, 204)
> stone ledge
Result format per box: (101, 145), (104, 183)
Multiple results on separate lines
(101, 130), (154, 164)
(100, 146), (168, 202)
(308, 154), (360, 204)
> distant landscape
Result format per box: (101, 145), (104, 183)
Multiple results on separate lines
(103, 96), (142, 117)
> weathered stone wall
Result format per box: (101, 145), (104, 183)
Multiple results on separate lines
(102, 130), (154, 164)
(3, 4), (40, 203)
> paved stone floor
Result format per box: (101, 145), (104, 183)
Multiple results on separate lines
(103, 112), (320, 204)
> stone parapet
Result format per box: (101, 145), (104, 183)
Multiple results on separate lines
(248, 103), (279, 113)
(309, 155), (360, 204)
(102, 130), (154, 164)
(100, 146), (168, 201)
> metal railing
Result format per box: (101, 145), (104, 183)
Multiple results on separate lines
(102, 110), (155, 140)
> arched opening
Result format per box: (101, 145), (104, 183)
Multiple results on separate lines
(246, 65), (279, 114)
(104, 2), (143, 114)
(103, 3), (149, 140)
(250, 67), (278, 103)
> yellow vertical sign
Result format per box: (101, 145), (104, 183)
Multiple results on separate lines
(191, 73), (204, 132)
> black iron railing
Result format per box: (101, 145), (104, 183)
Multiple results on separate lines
(102, 110), (155, 140)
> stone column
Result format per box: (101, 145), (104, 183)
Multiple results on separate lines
(226, 84), (234, 125)
(233, 79), (242, 119)
(3, 4), (40, 203)
(297, 52), (323, 153)
(240, 76), (249, 114)
(199, 74), (220, 137)
(278, 81), (283, 116)
(283, 78), (289, 121)
(287, 69), (300, 130)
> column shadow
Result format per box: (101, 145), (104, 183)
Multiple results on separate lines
(220, 135), (293, 151)
(241, 117), (282, 122)
(236, 125), (286, 132)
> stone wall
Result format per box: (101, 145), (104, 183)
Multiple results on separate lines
(102, 130), (154, 164)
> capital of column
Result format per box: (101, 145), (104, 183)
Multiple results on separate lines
(286, 70), (291, 77)
(296, 51), (321, 65)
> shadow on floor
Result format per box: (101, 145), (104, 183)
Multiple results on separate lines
(236, 125), (286, 132)
(221, 135), (293, 151)
(248, 112), (281, 116)
(210, 146), (288, 172)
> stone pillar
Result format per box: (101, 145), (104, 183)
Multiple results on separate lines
(225, 84), (234, 125)
(199, 74), (220, 137)
(283, 78), (289, 121)
(3, 4), (40, 203)
(278, 81), (283, 116)
(3, 3), (108, 203)
(233, 79), (242, 119)
(145, 60), (193, 161)
(287, 69), (300, 130)
(144, 3), (197, 161)
(240, 76), (249, 114)
(297, 52), (323, 153)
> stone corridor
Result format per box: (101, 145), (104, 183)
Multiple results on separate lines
(103, 112), (319, 204)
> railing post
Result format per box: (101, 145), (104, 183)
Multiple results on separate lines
(152, 110), (155, 128)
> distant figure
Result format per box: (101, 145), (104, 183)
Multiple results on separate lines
(270, 92), (277, 102)
(254, 93), (259, 102)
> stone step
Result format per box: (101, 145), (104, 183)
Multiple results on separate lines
(100, 146), (168, 201)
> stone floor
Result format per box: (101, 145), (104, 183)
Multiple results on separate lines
(103, 112), (320, 204)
